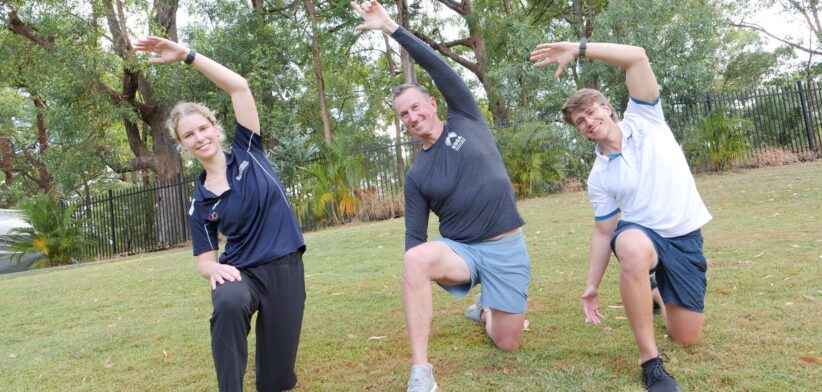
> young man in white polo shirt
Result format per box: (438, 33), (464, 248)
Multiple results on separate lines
(530, 41), (712, 392)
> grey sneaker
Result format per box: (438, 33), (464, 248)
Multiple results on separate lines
(407, 364), (437, 392)
(464, 293), (488, 323)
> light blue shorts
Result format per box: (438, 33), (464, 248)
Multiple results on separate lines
(434, 230), (530, 314)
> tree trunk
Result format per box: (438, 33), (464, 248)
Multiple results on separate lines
(303, 0), (333, 144)
(397, 0), (417, 84)
(383, 33), (406, 178)
(0, 137), (12, 186)
(29, 97), (52, 193)
(412, 0), (509, 125)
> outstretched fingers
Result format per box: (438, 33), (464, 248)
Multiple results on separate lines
(530, 43), (573, 80)
(584, 306), (605, 324)
(350, 1), (365, 16)
(351, 0), (390, 32)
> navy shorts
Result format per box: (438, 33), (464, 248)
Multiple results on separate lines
(434, 230), (531, 314)
(610, 221), (707, 313)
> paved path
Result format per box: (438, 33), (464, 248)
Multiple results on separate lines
(0, 209), (42, 274)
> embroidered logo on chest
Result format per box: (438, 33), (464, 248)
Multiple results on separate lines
(236, 160), (249, 181)
(445, 131), (466, 151)
(207, 200), (221, 222)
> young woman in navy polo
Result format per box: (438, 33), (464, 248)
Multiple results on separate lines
(135, 37), (306, 392)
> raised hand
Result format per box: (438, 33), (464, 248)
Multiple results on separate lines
(133, 36), (188, 64)
(351, 0), (398, 34)
(529, 42), (578, 80)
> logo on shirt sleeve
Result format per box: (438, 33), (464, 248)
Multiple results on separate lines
(445, 131), (466, 151)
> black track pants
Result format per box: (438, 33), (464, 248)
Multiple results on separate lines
(210, 252), (305, 392)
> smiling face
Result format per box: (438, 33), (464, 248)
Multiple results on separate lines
(166, 102), (225, 163)
(175, 113), (223, 161)
(393, 87), (441, 142)
(568, 103), (615, 142)
(561, 88), (619, 142)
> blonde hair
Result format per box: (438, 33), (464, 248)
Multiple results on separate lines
(165, 102), (226, 154)
(561, 88), (618, 125)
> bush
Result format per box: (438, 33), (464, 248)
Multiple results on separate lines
(297, 139), (365, 225)
(494, 122), (588, 198)
(684, 110), (752, 171)
(355, 190), (403, 222)
(5, 195), (87, 267)
(741, 146), (799, 168)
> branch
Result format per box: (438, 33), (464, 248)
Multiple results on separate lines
(101, 0), (129, 58)
(730, 21), (822, 56)
(438, 0), (466, 15)
(6, 10), (55, 49)
(106, 155), (157, 174)
(442, 37), (472, 49)
(411, 30), (479, 74)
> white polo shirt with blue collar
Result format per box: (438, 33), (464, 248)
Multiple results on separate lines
(188, 123), (305, 268)
(586, 97), (712, 238)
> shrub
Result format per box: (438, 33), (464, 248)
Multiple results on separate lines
(741, 146), (799, 168)
(494, 122), (586, 198)
(6, 195), (87, 267)
(297, 139), (365, 225)
(684, 110), (752, 171)
(355, 190), (403, 222)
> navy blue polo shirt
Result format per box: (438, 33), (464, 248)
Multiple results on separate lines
(188, 123), (305, 269)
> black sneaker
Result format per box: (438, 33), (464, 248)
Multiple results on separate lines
(641, 356), (682, 392)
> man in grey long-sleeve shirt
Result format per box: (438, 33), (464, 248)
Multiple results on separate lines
(353, 2), (530, 391)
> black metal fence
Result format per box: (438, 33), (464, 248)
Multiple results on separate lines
(68, 140), (420, 259)
(667, 80), (821, 155)
(67, 81), (821, 260)
(285, 139), (419, 231)
(66, 177), (196, 259)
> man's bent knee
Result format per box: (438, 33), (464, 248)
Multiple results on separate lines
(488, 310), (525, 351)
(492, 335), (522, 352)
(403, 245), (436, 275)
(665, 304), (704, 345)
(614, 230), (656, 273)
(669, 330), (701, 345)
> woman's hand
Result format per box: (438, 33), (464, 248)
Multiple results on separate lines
(208, 263), (242, 291)
(134, 36), (188, 64)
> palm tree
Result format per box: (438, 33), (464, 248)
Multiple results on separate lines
(298, 139), (366, 225)
(6, 195), (86, 267)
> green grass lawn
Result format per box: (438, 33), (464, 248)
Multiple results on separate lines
(2, 162), (820, 391)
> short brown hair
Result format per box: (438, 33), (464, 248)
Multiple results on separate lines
(561, 88), (618, 125)
(392, 83), (430, 102)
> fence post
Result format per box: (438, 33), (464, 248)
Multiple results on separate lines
(108, 189), (117, 255)
(706, 93), (713, 114)
(797, 80), (817, 151)
(177, 174), (188, 242)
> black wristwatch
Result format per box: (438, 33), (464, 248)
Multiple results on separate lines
(184, 48), (196, 65)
